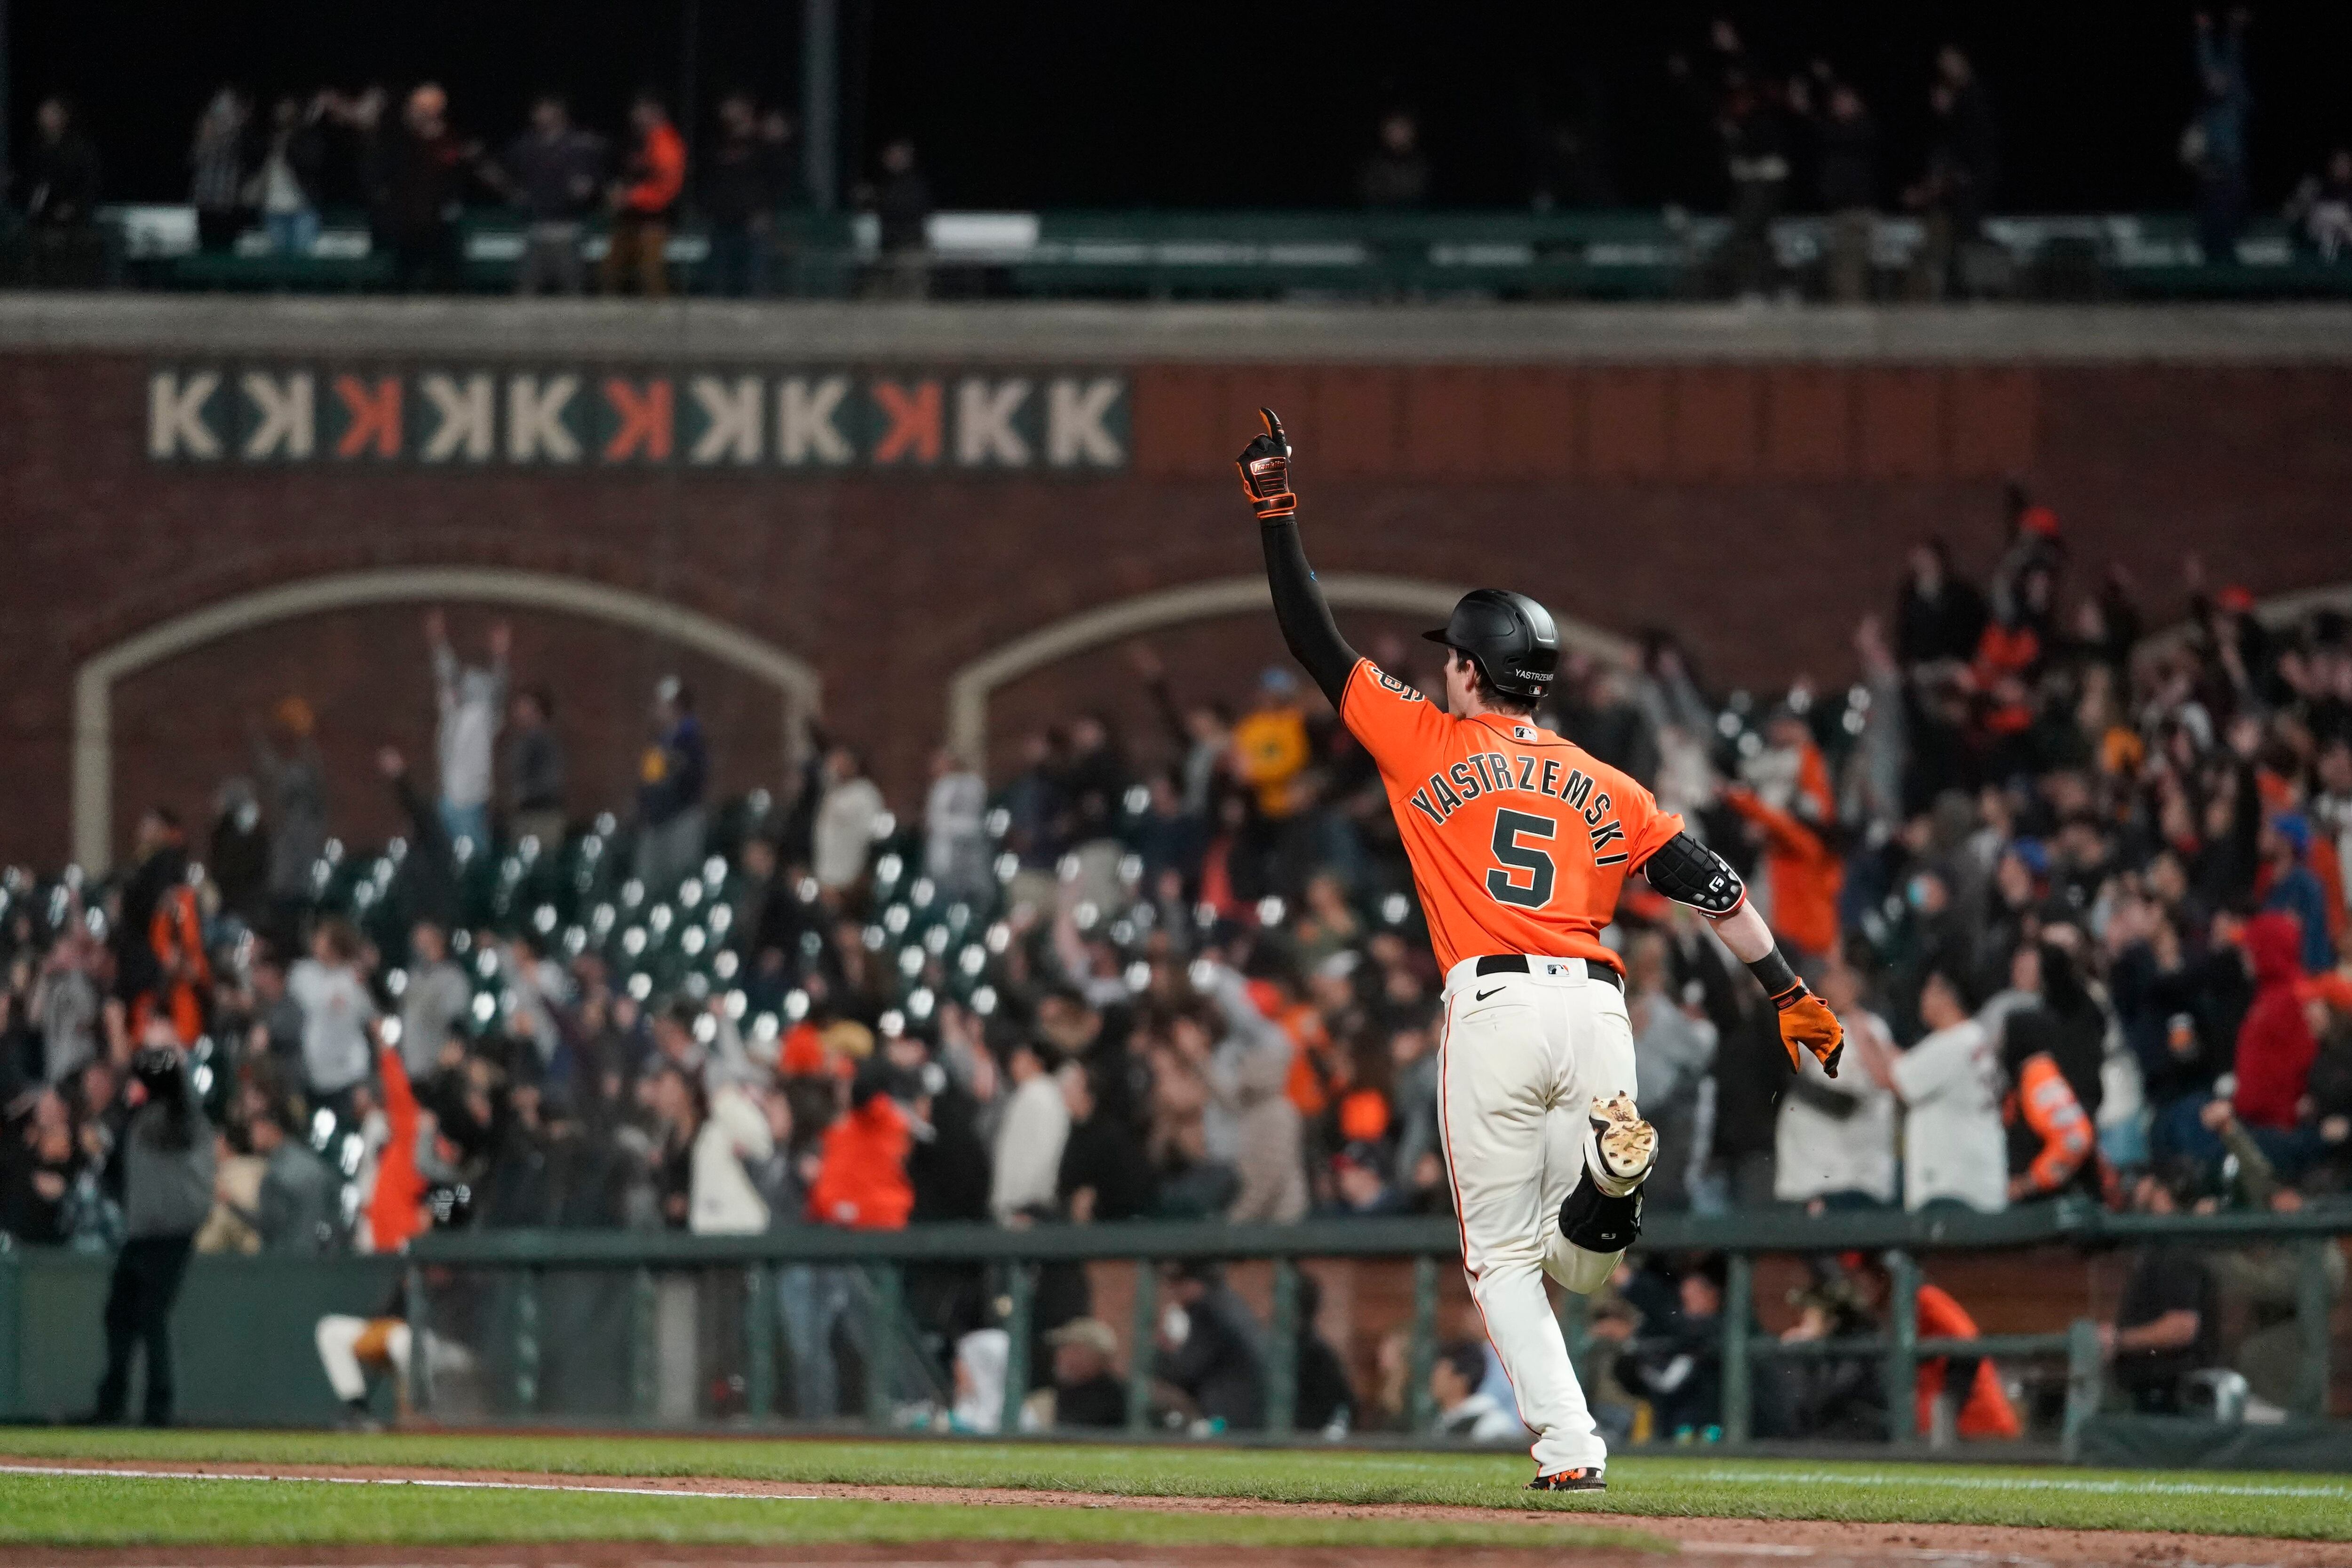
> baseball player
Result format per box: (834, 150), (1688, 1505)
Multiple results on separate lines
(1236, 409), (1845, 1489)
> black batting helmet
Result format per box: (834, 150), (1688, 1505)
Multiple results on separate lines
(1423, 589), (1558, 699)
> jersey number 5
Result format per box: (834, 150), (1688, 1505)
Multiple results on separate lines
(1486, 809), (1557, 909)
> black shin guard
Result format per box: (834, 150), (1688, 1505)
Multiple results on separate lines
(1558, 1165), (1643, 1254)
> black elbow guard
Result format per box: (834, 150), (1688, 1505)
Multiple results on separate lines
(1641, 831), (1746, 916)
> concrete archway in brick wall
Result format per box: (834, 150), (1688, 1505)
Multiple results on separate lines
(943, 573), (1638, 764)
(73, 566), (822, 873)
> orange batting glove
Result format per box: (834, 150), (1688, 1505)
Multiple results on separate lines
(1235, 407), (1297, 519)
(1770, 980), (1845, 1078)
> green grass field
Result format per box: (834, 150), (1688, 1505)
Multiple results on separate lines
(0, 1473), (1665, 1554)
(1, 1428), (2347, 1549)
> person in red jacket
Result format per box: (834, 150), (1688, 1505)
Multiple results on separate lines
(806, 1065), (914, 1230)
(603, 90), (685, 297)
(2232, 910), (2318, 1132)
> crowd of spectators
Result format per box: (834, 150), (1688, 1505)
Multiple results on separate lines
(4, 79), (937, 296)
(13, 12), (2352, 299)
(1349, 10), (2352, 297)
(2, 491), (2348, 1431)
(1640, 11), (2274, 299)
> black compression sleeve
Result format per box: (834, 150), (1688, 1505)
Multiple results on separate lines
(1747, 945), (1802, 1002)
(1261, 517), (1359, 708)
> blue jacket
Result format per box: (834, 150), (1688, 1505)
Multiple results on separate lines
(2261, 864), (2333, 974)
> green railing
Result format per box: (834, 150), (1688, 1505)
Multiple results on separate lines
(2, 1202), (2340, 1450)
(76, 205), (2352, 301)
(399, 1202), (2344, 1454)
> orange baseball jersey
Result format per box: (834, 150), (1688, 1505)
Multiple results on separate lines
(1341, 659), (1683, 973)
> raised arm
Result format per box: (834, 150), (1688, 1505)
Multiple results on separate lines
(1239, 409), (1358, 708)
(377, 1033), (418, 1147)
(487, 620), (512, 713)
(1197, 960), (1293, 1103)
(426, 609), (458, 715)
(1127, 644), (1193, 755)
(1638, 831), (1846, 1077)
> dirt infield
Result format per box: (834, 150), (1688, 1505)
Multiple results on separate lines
(6, 1456), (2352, 1568)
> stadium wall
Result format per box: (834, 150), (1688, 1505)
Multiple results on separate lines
(4, 299), (2352, 868)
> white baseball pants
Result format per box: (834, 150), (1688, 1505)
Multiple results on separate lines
(1438, 955), (1641, 1475)
(315, 1314), (411, 1402)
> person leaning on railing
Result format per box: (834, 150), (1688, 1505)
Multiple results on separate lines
(701, 92), (788, 299)
(22, 96), (106, 286)
(482, 93), (606, 297)
(1153, 1259), (1267, 1434)
(1837, 1250), (2020, 1441)
(1608, 1254), (1744, 1443)
(2187, 1099), (2347, 1417)
(361, 84), (484, 295)
(858, 139), (933, 301)
(603, 91), (684, 299)
(2100, 1169), (2220, 1414)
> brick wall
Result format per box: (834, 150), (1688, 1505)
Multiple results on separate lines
(5, 350), (2350, 868)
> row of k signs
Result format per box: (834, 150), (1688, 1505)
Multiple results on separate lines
(147, 366), (1129, 472)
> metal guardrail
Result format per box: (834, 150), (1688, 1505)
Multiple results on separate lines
(400, 1199), (2352, 1262)
(0, 1202), (2333, 1443)
(66, 206), (2352, 301)
(373, 1201), (2347, 1452)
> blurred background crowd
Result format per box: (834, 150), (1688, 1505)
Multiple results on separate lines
(3, 482), (2348, 1434)
(11, 10), (2352, 297)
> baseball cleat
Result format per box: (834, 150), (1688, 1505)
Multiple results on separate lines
(1527, 1466), (1606, 1492)
(1587, 1092), (1657, 1189)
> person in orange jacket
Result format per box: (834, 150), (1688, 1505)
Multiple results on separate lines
(602, 90), (685, 297)
(1850, 1253), (2020, 1440)
(806, 1063), (914, 1230)
(119, 807), (209, 1045)
(363, 1038), (429, 1255)
(2002, 1047), (2098, 1203)
(1721, 784), (1843, 964)
(1969, 615), (2040, 742)
(143, 876), (212, 1046)
(1246, 970), (1336, 1122)
(1914, 1279), (2024, 1440)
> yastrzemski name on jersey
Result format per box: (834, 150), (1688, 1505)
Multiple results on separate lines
(1339, 659), (1682, 973)
(1405, 751), (1630, 868)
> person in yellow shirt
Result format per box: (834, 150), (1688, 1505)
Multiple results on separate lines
(1232, 668), (1312, 820)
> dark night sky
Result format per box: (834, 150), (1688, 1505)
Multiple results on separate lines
(10, 1), (2352, 213)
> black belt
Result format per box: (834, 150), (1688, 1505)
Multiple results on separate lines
(1473, 954), (1622, 991)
